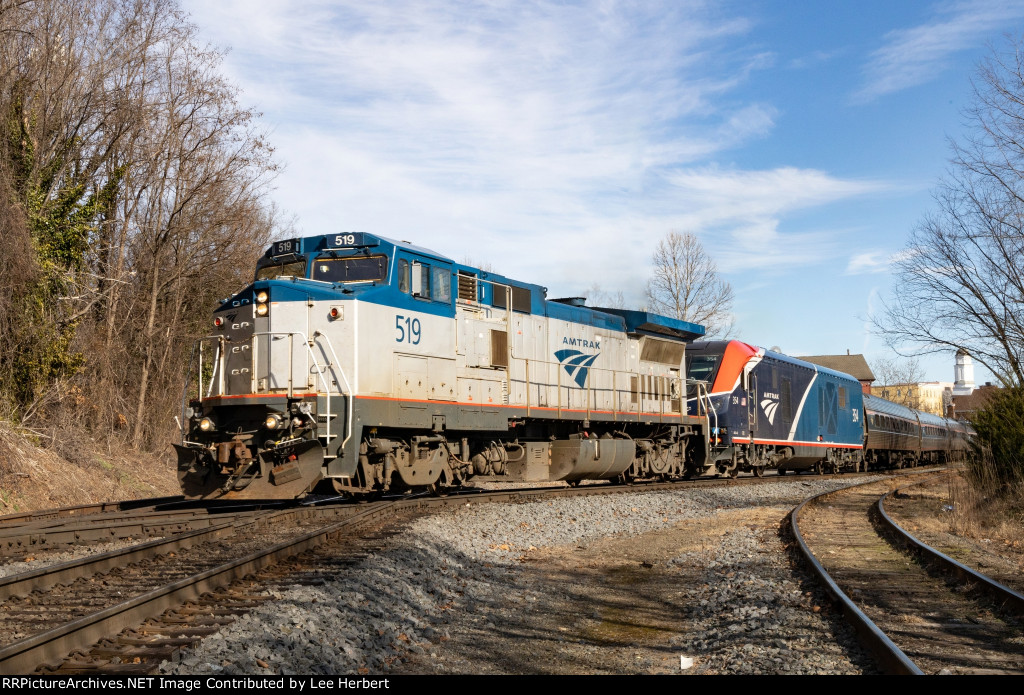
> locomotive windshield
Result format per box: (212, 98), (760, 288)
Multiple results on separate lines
(255, 259), (306, 280)
(686, 353), (721, 383)
(313, 255), (388, 283)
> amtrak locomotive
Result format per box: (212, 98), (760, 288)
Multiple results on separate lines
(685, 341), (865, 476)
(175, 234), (974, 499)
(684, 340), (975, 477)
(175, 233), (711, 499)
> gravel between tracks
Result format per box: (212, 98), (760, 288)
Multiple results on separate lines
(160, 477), (885, 676)
(0, 539), (145, 579)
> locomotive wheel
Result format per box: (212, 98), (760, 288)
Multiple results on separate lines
(427, 482), (450, 497)
(752, 466), (764, 478)
(330, 479), (381, 503)
(813, 462), (823, 476)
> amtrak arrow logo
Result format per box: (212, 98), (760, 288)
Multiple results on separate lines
(761, 398), (779, 425)
(555, 349), (599, 388)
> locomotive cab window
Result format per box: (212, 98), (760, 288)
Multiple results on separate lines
(686, 353), (721, 383)
(432, 266), (451, 302)
(256, 259), (306, 281)
(397, 259), (410, 293)
(313, 255), (387, 283)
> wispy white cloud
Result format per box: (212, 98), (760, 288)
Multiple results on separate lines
(662, 167), (886, 272)
(846, 251), (891, 275)
(846, 245), (928, 274)
(855, 0), (1024, 102)
(180, 1), (891, 301)
(788, 49), (843, 71)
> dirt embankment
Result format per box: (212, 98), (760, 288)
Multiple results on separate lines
(0, 422), (179, 513)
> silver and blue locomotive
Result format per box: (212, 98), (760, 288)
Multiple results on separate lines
(175, 233), (711, 499)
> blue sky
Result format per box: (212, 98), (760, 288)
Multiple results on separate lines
(180, 0), (1024, 385)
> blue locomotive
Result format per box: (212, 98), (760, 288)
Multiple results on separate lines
(685, 341), (865, 476)
(684, 340), (975, 476)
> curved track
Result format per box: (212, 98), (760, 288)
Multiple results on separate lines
(792, 472), (1024, 675)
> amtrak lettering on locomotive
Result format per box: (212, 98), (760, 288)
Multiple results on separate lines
(175, 233), (710, 499)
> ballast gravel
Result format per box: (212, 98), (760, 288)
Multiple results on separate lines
(160, 477), (884, 676)
(0, 538), (145, 579)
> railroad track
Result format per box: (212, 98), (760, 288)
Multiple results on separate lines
(0, 497), (308, 558)
(792, 472), (1024, 675)
(0, 471), (851, 675)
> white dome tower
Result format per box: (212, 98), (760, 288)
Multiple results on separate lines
(953, 348), (975, 396)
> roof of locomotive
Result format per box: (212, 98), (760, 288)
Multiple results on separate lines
(689, 340), (862, 384)
(257, 232), (706, 340)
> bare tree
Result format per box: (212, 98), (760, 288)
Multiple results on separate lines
(581, 282), (625, 309)
(645, 231), (734, 337)
(875, 37), (1024, 387)
(870, 356), (925, 409)
(0, 0), (281, 452)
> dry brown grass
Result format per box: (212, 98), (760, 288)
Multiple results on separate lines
(945, 464), (1024, 545)
(0, 421), (178, 514)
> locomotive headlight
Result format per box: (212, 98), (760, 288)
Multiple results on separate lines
(264, 414), (282, 430)
(213, 317), (225, 328)
(198, 417), (215, 432)
(255, 290), (269, 303)
(255, 303), (269, 317)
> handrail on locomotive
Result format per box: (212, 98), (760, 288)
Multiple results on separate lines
(180, 330), (353, 455)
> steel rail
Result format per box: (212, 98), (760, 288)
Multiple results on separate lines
(0, 497), (185, 528)
(0, 501), (393, 674)
(0, 501), (364, 603)
(790, 480), (924, 675)
(0, 521), (234, 602)
(877, 488), (1024, 618)
(0, 499), (308, 556)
